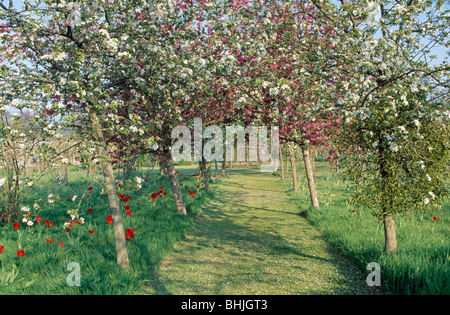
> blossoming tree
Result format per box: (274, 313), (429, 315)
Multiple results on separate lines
(322, 0), (449, 252)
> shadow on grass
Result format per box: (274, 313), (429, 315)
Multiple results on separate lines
(144, 169), (379, 294)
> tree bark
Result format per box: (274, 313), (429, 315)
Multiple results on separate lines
(286, 150), (289, 174)
(302, 148), (319, 208)
(280, 144), (284, 179)
(289, 148), (298, 192)
(164, 154), (187, 215)
(120, 155), (138, 185)
(159, 160), (165, 176)
(383, 213), (398, 253)
(214, 160), (218, 181)
(222, 152), (226, 176)
(198, 160), (203, 176)
(90, 112), (130, 269)
(202, 156), (210, 192)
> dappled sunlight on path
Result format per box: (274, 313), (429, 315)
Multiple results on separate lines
(144, 169), (380, 295)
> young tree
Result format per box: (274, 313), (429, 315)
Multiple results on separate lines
(327, 0), (450, 252)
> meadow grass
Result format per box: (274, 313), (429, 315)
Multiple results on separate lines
(284, 161), (449, 295)
(0, 165), (213, 294)
(1, 161), (447, 295)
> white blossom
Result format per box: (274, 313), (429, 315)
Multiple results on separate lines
(21, 206), (30, 212)
(428, 191), (436, 200)
(389, 142), (399, 152)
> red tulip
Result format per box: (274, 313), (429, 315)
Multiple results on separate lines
(36, 217), (42, 223)
(87, 208), (93, 214)
(433, 216), (440, 221)
(106, 215), (113, 224)
(88, 187), (93, 191)
(47, 238), (54, 244)
(125, 228), (135, 241)
(89, 229), (95, 234)
(12, 222), (20, 229)
(125, 205), (130, 211)
(58, 242), (64, 247)
(65, 228), (70, 232)
(119, 193), (125, 199)
(0, 246), (4, 254)
(16, 250), (26, 257)
(126, 211), (132, 216)
(188, 190), (196, 198)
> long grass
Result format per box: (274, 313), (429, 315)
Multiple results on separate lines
(0, 166), (214, 295)
(284, 161), (449, 295)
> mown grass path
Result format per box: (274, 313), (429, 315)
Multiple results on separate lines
(145, 169), (380, 295)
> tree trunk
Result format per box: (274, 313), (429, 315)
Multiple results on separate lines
(383, 213), (398, 253)
(120, 155), (138, 185)
(198, 160), (203, 176)
(159, 160), (165, 176)
(164, 154), (187, 215)
(222, 152), (226, 176)
(63, 164), (69, 184)
(214, 160), (218, 181)
(90, 112), (130, 269)
(286, 150), (289, 174)
(289, 148), (298, 192)
(202, 156), (210, 192)
(302, 148), (319, 208)
(246, 143), (249, 168)
(280, 144), (284, 179)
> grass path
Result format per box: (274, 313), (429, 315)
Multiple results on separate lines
(144, 169), (380, 295)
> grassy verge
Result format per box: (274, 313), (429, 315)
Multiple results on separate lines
(0, 166), (214, 294)
(284, 161), (449, 295)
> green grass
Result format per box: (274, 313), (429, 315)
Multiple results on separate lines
(144, 168), (380, 295)
(284, 161), (449, 295)
(0, 166), (213, 295)
(1, 161), (447, 295)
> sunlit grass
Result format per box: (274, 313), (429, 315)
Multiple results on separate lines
(286, 161), (449, 295)
(144, 168), (379, 295)
(0, 166), (213, 294)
